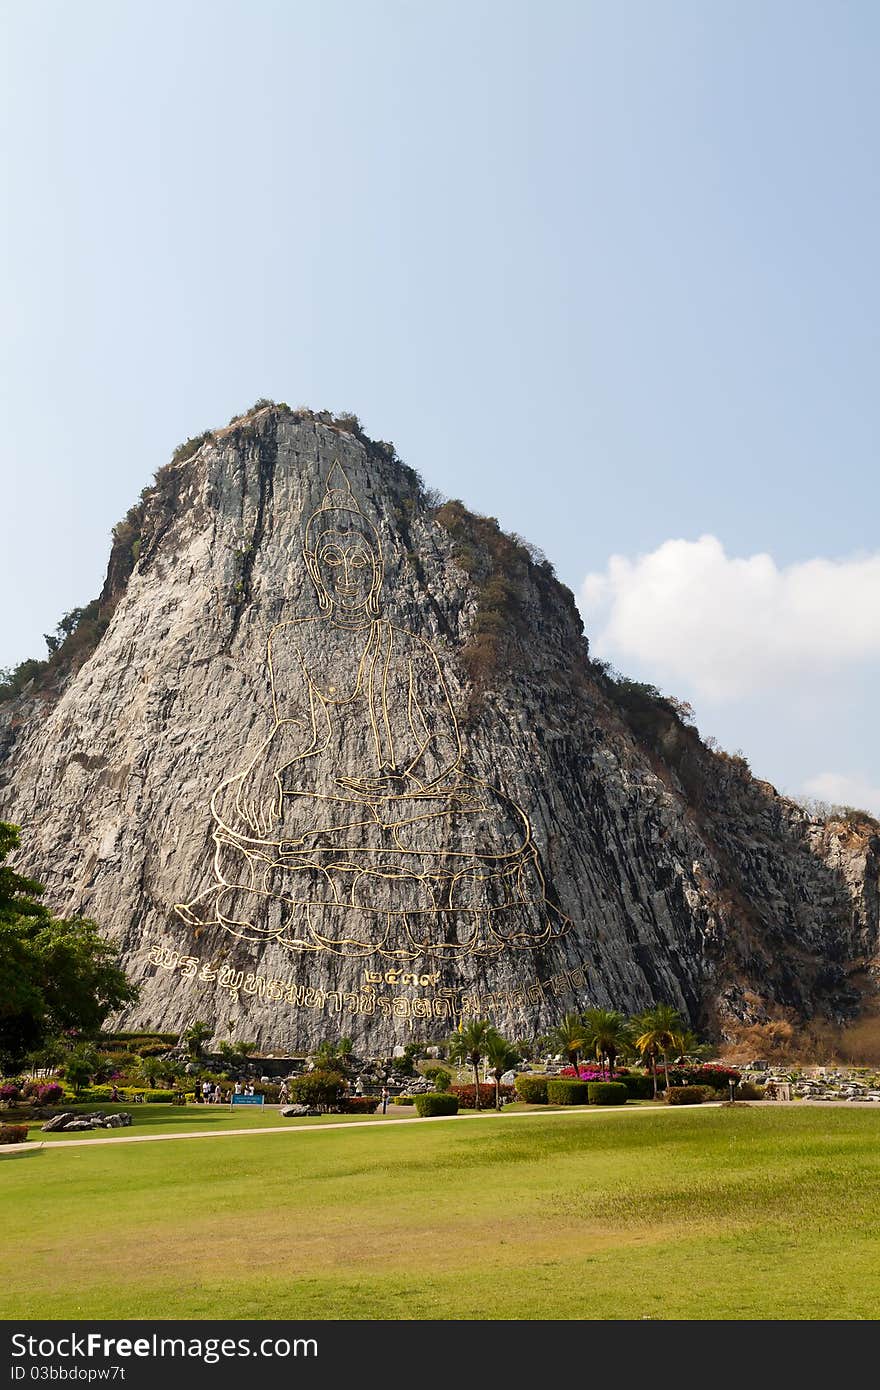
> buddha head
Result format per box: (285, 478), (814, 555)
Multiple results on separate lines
(304, 464), (382, 618)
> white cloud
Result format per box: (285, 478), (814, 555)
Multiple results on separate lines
(802, 772), (880, 817)
(581, 535), (880, 700)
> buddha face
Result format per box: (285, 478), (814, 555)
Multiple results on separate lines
(312, 525), (381, 614)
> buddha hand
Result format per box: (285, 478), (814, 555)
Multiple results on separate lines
(335, 768), (415, 799)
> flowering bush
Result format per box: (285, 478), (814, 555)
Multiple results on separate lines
(0, 1084), (21, 1104)
(560, 1066), (631, 1080)
(336, 1097), (380, 1114)
(0, 1123), (29, 1143)
(451, 1083), (513, 1109)
(34, 1084), (64, 1105)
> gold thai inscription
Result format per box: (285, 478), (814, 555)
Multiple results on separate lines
(147, 942), (588, 1025)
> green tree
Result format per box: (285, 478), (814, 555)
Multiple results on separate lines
(633, 1004), (686, 1097)
(136, 1055), (166, 1086)
(217, 1039), (256, 1063)
(313, 1038), (355, 1074)
(182, 1021), (213, 1060)
(0, 823), (138, 1070)
(484, 1033), (520, 1110)
(63, 1043), (101, 1095)
(583, 1008), (631, 1079)
(448, 1019), (497, 1109)
(672, 1027), (711, 1062)
(288, 1070), (346, 1111)
(552, 1013), (588, 1074)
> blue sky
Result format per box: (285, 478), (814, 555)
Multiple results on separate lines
(2, 1), (878, 811)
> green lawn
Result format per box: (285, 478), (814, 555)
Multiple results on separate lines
(17, 1103), (398, 1142)
(3, 1106), (879, 1319)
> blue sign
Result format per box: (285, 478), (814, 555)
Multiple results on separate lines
(230, 1094), (264, 1107)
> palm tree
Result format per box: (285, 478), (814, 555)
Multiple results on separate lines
(633, 1004), (686, 1097)
(313, 1039), (353, 1074)
(182, 1020), (213, 1061)
(672, 1027), (709, 1063)
(583, 1008), (631, 1078)
(484, 1033), (520, 1110)
(448, 1019), (497, 1110)
(552, 1013), (588, 1074)
(136, 1054), (166, 1087)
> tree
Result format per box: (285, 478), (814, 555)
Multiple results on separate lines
(552, 1013), (588, 1074)
(0, 823), (138, 1070)
(672, 1028), (712, 1062)
(136, 1055), (166, 1086)
(182, 1021), (214, 1060)
(484, 1033), (520, 1109)
(633, 1004), (686, 1097)
(448, 1019), (497, 1110)
(583, 1008), (631, 1078)
(313, 1037), (355, 1074)
(217, 1039), (256, 1063)
(288, 1070), (346, 1111)
(63, 1043), (101, 1095)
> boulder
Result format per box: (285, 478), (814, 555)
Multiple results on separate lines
(41, 1113), (74, 1132)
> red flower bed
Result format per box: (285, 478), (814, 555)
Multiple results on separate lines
(451, 1083), (514, 1108)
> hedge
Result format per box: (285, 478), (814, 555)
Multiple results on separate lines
(414, 1093), (459, 1117)
(394, 1095), (416, 1106)
(587, 1082), (628, 1106)
(666, 1085), (706, 1106)
(665, 1066), (741, 1090)
(142, 1090), (176, 1103)
(337, 1097), (380, 1114)
(0, 1124), (29, 1144)
(514, 1075), (550, 1104)
(618, 1073), (655, 1100)
(546, 1079), (589, 1106)
(452, 1083), (513, 1109)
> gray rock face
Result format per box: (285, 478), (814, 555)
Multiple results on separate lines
(1, 406), (877, 1049)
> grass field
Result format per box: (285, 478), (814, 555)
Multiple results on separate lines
(16, 1103), (399, 1142)
(3, 1106), (879, 1320)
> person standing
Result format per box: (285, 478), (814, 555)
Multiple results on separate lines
(381, 1085), (389, 1114)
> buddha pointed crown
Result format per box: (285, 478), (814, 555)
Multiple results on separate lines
(316, 461), (363, 517)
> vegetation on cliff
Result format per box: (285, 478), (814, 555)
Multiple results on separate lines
(0, 822), (137, 1070)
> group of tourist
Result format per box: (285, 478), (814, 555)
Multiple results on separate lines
(192, 1079), (259, 1104)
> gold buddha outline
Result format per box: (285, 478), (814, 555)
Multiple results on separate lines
(175, 463), (571, 961)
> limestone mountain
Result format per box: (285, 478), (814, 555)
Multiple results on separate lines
(1, 403), (877, 1051)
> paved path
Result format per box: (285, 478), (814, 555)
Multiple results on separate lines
(5, 1098), (874, 1156)
(0, 1102), (716, 1154)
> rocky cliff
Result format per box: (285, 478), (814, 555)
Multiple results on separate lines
(1, 404), (877, 1050)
